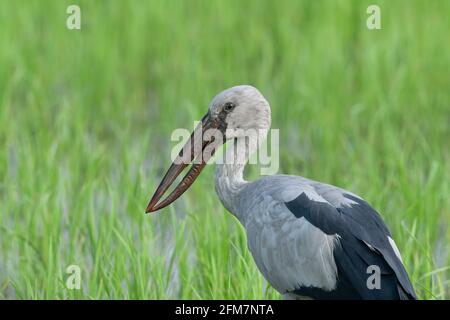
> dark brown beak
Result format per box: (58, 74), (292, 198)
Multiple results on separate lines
(146, 112), (224, 213)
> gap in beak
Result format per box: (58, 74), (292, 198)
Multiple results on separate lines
(146, 112), (226, 213)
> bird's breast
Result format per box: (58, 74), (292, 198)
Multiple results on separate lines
(243, 196), (340, 294)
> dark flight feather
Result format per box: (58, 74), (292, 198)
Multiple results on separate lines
(285, 192), (417, 300)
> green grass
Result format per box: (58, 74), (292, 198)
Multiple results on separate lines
(0, 0), (449, 299)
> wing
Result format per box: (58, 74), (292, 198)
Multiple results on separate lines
(285, 191), (417, 300)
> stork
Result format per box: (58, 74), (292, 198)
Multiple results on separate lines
(146, 85), (417, 300)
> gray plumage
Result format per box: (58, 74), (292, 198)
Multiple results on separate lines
(210, 85), (416, 300)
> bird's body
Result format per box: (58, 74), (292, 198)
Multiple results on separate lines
(147, 85), (417, 300)
(216, 170), (416, 299)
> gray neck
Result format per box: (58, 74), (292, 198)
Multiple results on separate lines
(215, 129), (268, 216)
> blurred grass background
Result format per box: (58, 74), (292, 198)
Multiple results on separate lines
(0, 0), (448, 299)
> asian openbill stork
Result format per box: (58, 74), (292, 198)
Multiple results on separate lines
(146, 85), (417, 300)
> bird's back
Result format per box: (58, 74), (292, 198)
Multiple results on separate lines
(233, 175), (416, 300)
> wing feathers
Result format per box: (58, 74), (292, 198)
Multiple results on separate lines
(285, 191), (417, 300)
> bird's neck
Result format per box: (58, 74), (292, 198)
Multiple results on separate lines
(215, 129), (268, 215)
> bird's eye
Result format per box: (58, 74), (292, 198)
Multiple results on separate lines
(224, 102), (235, 112)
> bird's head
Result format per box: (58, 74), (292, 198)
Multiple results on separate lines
(208, 85), (271, 138)
(146, 85), (271, 213)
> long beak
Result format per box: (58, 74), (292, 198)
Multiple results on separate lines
(146, 112), (224, 213)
